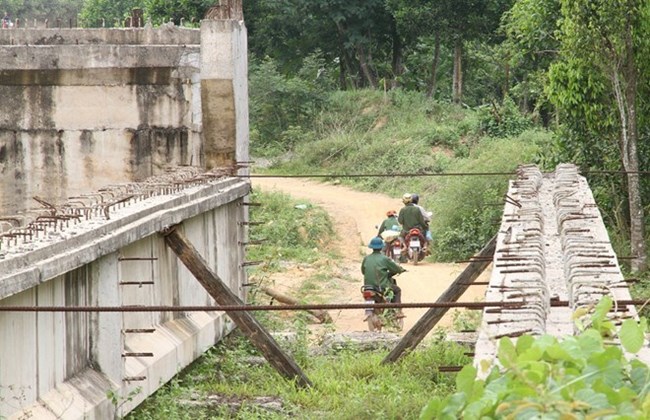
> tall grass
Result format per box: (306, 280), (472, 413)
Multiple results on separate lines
(127, 332), (469, 419)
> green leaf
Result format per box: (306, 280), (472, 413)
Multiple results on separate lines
(574, 388), (609, 409)
(456, 365), (478, 397)
(591, 296), (613, 331)
(629, 360), (650, 392)
(619, 319), (645, 353)
(519, 343), (544, 362)
(516, 334), (535, 354)
(497, 337), (517, 368)
(522, 361), (548, 384)
(420, 397), (443, 419)
(546, 341), (575, 363)
(578, 329), (604, 355)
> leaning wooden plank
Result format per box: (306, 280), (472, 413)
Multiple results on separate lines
(162, 225), (312, 388)
(382, 234), (497, 364)
(260, 285), (333, 324)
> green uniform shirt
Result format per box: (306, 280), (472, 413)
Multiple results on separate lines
(361, 251), (405, 289)
(377, 216), (401, 236)
(398, 204), (426, 232)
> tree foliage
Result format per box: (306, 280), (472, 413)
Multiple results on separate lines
(0, 0), (84, 23)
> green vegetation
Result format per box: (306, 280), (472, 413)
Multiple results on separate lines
(422, 297), (650, 419)
(256, 87), (547, 260)
(128, 332), (469, 419)
(246, 189), (337, 270)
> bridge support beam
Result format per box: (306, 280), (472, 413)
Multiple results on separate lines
(162, 225), (312, 388)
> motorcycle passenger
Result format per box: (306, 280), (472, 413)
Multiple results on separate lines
(377, 210), (401, 237)
(398, 193), (427, 238)
(361, 237), (406, 309)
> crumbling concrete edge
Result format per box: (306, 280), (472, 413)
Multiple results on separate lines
(0, 177), (251, 300)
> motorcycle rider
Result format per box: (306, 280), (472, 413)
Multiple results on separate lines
(398, 193), (427, 239)
(377, 210), (401, 237)
(361, 237), (406, 313)
(411, 193), (433, 250)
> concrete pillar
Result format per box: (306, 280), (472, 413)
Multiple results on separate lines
(91, 253), (123, 385)
(200, 16), (249, 170)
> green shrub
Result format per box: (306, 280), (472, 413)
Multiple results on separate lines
(249, 56), (329, 156)
(429, 130), (548, 260)
(421, 296), (650, 419)
(246, 190), (336, 269)
(477, 95), (534, 138)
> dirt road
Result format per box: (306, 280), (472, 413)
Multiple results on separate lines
(253, 177), (490, 334)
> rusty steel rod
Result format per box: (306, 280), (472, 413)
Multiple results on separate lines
(1, 298), (643, 313)
(0, 297), (642, 314)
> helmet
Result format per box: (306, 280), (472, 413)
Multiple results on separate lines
(402, 193), (412, 204)
(368, 237), (384, 250)
(386, 210), (397, 217)
(411, 194), (420, 204)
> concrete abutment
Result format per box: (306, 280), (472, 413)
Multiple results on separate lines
(0, 7), (250, 418)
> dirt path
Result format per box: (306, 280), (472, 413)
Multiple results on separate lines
(253, 177), (490, 334)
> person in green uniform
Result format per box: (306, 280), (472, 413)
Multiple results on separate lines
(361, 237), (406, 307)
(377, 210), (401, 237)
(398, 193), (427, 236)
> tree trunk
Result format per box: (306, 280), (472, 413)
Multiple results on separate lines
(390, 18), (403, 89)
(452, 39), (463, 104)
(335, 21), (357, 90)
(357, 44), (377, 89)
(611, 66), (647, 272)
(427, 33), (440, 99)
(504, 59), (510, 100)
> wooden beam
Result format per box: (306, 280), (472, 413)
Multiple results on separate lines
(382, 234), (497, 364)
(260, 285), (333, 324)
(162, 225), (312, 388)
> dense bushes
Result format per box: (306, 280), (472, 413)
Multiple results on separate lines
(249, 55), (331, 156)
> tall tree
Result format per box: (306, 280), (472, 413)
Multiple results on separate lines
(390, 0), (512, 103)
(305, 0), (394, 89)
(548, 0), (649, 271)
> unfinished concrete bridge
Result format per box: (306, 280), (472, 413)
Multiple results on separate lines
(0, 1), (254, 418)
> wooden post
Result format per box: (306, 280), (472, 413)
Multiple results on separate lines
(162, 225), (312, 388)
(382, 234), (497, 364)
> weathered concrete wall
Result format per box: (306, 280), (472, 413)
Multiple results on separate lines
(201, 20), (249, 169)
(0, 174), (250, 419)
(0, 26), (205, 216)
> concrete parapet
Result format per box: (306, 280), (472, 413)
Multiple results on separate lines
(0, 26), (200, 46)
(474, 163), (650, 375)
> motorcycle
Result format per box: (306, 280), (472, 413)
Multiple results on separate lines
(361, 278), (404, 332)
(404, 228), (426, 265)
(380, 231), (403, 262)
